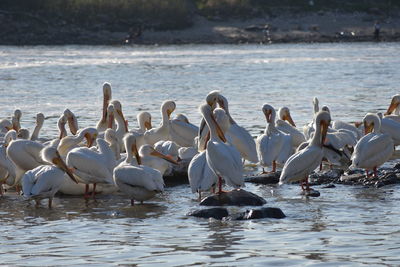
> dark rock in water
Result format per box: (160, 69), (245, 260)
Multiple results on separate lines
(375, 173), (400, 188)
(163, 159), (190, 186)
(187, 208), (229, 220)
(309, 169), (343, 185)
(322, 184), (336, 189)
(200, 189), (266, 206)
(244, 172), (280, 184)
(394, 163), (400, 170)
(301, 189), (320, 197)
(339, 172), (366, 185)
(225, 207), (286, 220)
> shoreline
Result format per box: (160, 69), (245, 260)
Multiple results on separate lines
(1, 11), (400, 45)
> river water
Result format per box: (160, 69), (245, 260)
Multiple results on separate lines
(0, 43), (399, 266)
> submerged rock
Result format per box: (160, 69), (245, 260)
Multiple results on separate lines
(187, 208), (229, 220)
(244, 172), (280, 184)
(200, 189), (266, 206)
(339, 170), (400, 187)
(300, 189), (320, 197)
(231, 207), (286, 220)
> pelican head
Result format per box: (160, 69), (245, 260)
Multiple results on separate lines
(103, 82), (112, 99)
(36, 113), (45, 127)
(80, 127), (98, 147)
(139, 144), (179, 165)
(278, 107), (296, 126)
(124, 133), (141, 164)
(205, 90), (220, 109)
(17, 128), (30, 139)
(41, 146), (78, 184)
(105, 128), (118, 144)
(0, 119), (12, 132)
(57, 114), (68, 139)
(213, 108), (231, 133)
(107, 104), (115, 128)
(3, 130), (17, 147)
(137, 111), (152, 130)
(314, 111), (331, 146)
(161, 100), (176, 119)
(199, 103), (227, 143)
(111, 100), (128, 131)
(63, 109), (79, 135)
(313, 97), (319, 113)
(174, 113), (189, 124)
(321, 105), (330, 114)
(385, 94), (400, 115)
(363, 113), (381, 135)
(14, 109), (22, 120)
(262, 104), (275, 123)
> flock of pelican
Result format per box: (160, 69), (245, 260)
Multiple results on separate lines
(0, 82), (399, 208)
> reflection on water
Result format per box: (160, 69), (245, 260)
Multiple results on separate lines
(0, 43), (400, 265)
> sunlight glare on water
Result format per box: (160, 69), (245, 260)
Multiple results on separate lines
(0, 43), (400, 266)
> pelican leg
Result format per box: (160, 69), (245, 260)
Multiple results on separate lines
(84, 184), (90, 199)
(15, 184), (21, 195)
(319, 163), (322, 171)
(92, 183), (97, 199)
(48, 198), (53, 209)
(218, 176), (222, 194)
(373, 167), (378, 178)
(198, 191), (202, 201)
(35, 199), (40, 208)
(272, 161), (276, 173)
(131, 199), (134, 206)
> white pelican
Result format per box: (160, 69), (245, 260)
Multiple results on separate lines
(217, 94), (258, 163)
(105, 128), (121, 161)
(96, 82), (113, 132)
(279, 111), (330, 192)
(113, 134), (164, 205)
(200, 103), (244, 193)
(42, 114), (68, 148)
(332, 120), (362, 140)
(0, 119), (12, 135)
(17, 129), (30, 139)
(12, 109), (22, 131)
(276, 107), (306, 148)
(169, 113), (199, 147)
(7, 132), (46, 187)
(303, 97), (320, 139)
(197, 90), (220, 151)
(256, 104), (292, 173)
(0, 131), (17, 191)
(57, 127), (98, 157)
(188, 151), (217, 200)
(21, 146), (78, 208)
(143, 100), (175, 146)
(379, 113), (400, 146)
(66, 138), (117, 199)
(351, 113), (394, 177)
(130, 111), (152, 134)
(384, 94), (400, 123)
(30, 113), (45, 141)
(64, 109), (79, 135)
(139, 144), (179, 176)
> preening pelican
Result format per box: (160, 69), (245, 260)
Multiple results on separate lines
(21, 146), (78, 208)
(169, 113), (198, 147)
(279, 111), (330, 192)
(197, 91), (220, 151)
(384, 94), (400, 123)
(96, 82), (113, 132)
(130, 111), (152, 134)
(110, 100), (128, 145)
(66, 138), (116, 199)
(12, 109), (22, 131)
(351, 113), (394, 177)
(200, 103), (244, 193)
(57, 127), (98, 157)
(17, 129), (30, 139)
(303, 97), (319, 139)
(276, 107), (306, 148)
(188, 151), (217, 200)
(380, 113), (400, 146)
(256, 104), (292, 173)
(139, 144), (179, 176)
(113, 134), (165, 205)
(105, 128), (121, 161)
(217, 94), (258, 163)
(0, 119), (12, 135)
(143, 100), (175, 146)
(63, 109), (79, 135)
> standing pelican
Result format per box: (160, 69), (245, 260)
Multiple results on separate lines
(256, 104), (292, 173)
(279, 111), (330, 192)
(276, 107), (306, 148)
(21, 146), (78, 208)
(217, 94), (258, 163)
(96, 82), (113, 132)
(384, 94), (400, 122)
(66, 138), (116, 199)
(143, 100), (175, 146)
(351, 113), (394, 177)
(201, 103), (244, 193)
(113, 134), (165, 205)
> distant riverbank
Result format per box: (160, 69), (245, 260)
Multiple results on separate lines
(1, 10), (399, 45)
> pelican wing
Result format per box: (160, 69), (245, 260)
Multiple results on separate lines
(113, 165), (164, 192)
(7, 140), (45, 170)
(188, 151), (217, 193)
(276, 120), (306, 147)
(169, 120), (198, 147)
(352, 133), (393, 168)
(226, 124), (258, 162)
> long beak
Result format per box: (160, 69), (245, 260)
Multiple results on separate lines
(364, 121), (374, 135)
(211, 113), (227, 142)
(150, 150), (179, 165)
(117, 109), (128, 132)
(84, 133), (95, 147)
(144, 121), (152, 130)
(354, 121), (362, 128)
(132, 143), (141, 165)
(264, 110), (272, 123)
(198, 118), (206, 137)
(385, 101), (398, 116)
(107, 113), (114, 129)
(54, 153), (78, 184)
(285, 114), (296, 127)
(167, 109), (173, 119)
(68, 117), (78, 135)
(102, 94), (110, 121)
(320, 120), (329, 146)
